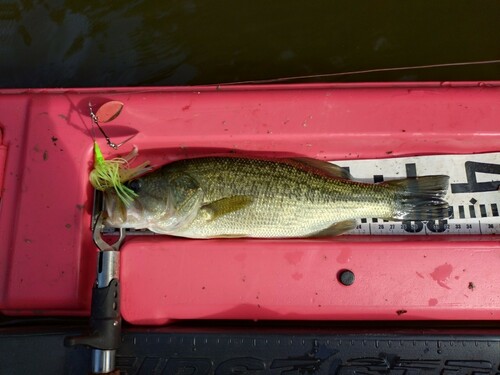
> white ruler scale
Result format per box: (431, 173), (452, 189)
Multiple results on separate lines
(331, 152), (500, 235)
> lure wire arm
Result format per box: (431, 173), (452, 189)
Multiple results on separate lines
(89, 102), (134, 150)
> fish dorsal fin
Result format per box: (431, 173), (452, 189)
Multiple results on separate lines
(200, 195), (254, 221)
(309, 219), (357, 237)
(291, 158), (353, 180)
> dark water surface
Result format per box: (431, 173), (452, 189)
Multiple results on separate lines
(1, 1), (500, 88)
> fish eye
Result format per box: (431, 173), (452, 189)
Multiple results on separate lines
(126, 179), (142, 193)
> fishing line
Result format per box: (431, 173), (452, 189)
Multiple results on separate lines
(216, 59), (500, 86)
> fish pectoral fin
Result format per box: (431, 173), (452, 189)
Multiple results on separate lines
(309, 219), (357, 237)
(200, 195), (254, 222)
(290, 158), (353, 180)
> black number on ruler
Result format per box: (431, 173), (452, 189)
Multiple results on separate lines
(403, 220), (452, 233)
(402, 220), (424, 233)
(427, 220), (448, 233)
(400, 165), (421, 233)
(451, 161), (500, 193)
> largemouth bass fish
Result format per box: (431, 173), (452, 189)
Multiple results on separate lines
(104, 157), (449, 238)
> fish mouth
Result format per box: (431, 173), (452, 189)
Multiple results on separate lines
(104, 190), (146, 229)
(103, 190), (126, 226)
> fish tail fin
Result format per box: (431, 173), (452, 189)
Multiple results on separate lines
(384, 175), (450, 221)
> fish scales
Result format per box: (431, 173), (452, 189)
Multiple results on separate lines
(147, 157), (394, 238)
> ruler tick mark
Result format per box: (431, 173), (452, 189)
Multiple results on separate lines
(448, 206), (454, 219)
(405, 163), (417, 177)
(469, 205), (476, 218)
(458, 205), (465, 219)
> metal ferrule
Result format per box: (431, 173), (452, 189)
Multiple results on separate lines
(96, 250), (120, 289)
(91, 349), (116, 374)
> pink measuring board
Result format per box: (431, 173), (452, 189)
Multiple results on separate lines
(0, 83), (498, 323)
